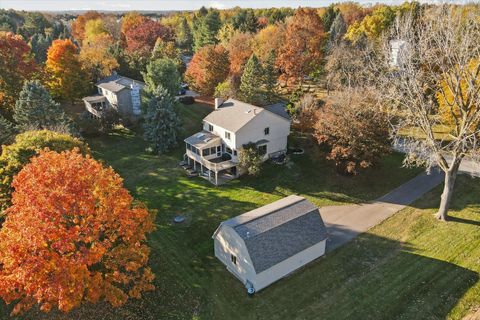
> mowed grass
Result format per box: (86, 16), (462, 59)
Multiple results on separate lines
(1, 103), (478, 319)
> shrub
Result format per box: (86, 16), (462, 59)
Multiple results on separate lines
(239, 142), (263, 176)
(178, 96), (195, 105)
(0, 130), (89, 211)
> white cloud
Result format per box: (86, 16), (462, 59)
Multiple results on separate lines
(207, 1), (226, 9)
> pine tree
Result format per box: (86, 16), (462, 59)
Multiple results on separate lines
(143, 86), (181, 154)
(329, 13), (347, 47)
(30, 33), (52, 64)
(177, 17), (193, 53)
(193, 9), (221, 52)
(143, 58), (181, 98)
(14, 80), (75, 134)
(263, 51), (278, 103)
(0, 115), (15, 147)
(240, 54), (264, 104)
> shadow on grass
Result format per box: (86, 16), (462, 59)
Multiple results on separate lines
(207, 232), (479, 320)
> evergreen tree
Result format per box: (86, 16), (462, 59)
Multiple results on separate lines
(263, 51), (278, 103)
(193, 9), (221, 52)
(232, 9), (258, 33)
(31, 33), (52, 64)
(143, 58), (181, 97)
(176, 17), (193, 53)
(14, 80), (74, 133)
(143, 86), (181, 154)
(0, 115), (15, 147)
(329, 13), (347, 47)
(240, 54), (264, 104)
(321, 5), (339, 32)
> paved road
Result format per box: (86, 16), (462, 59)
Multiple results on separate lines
(321, 170), (445, 252)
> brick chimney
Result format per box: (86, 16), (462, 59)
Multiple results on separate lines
(214, 98), (224, 110)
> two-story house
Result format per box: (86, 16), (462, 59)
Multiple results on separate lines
(82, 73), (145, 120)
(184, 98), (291, 185)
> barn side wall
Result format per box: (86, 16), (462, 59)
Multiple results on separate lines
(251, 239), (326, 291)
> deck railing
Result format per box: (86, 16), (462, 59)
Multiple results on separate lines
(186, 149), (237, 172)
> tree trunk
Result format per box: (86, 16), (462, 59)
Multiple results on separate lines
(436, 159), (462, 221)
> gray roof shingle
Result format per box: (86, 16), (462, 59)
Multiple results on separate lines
(203, 99), (290, 133)
(96, 74), (145, 93)
(222, 195), (328, 274)
(265, 103), (291, 121)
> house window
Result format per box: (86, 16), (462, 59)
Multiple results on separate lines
(226, 147), (232, 154)
(233, 150), (237, 156)
(231, 254), (237, 265)
(264, 127), (270, 135)
(217, 146), (221, 153)
(208, 124), (213, 132)
(225, 132), (231, 140)
(202, 148), (210, 156)
(186, 143), (191, 151)
(210, 147), (216, 154)
(258, 145), (267, 156)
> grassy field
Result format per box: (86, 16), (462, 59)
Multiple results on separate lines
(1, 103), (478, 319)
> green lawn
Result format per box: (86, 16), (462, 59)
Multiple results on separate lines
(2, 103), (478, 319)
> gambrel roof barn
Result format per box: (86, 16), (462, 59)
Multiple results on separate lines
(212, 195), (328, 292)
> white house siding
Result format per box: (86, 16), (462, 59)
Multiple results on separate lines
(214, 226), (256, 285)
(203, 121), (237, 160)
(101, 88), (118, 106)
(252, 239), (326, 291)
(235, 111), (290, 159)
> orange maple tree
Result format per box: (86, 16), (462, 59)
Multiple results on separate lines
(0, 149), (155, 315)
(45, 39), (89, 102)
(185, 44), (230, 95)
(226, 32), (254, 79)
(277, 8), (326, 83)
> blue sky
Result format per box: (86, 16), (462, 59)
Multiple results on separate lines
(1, 0), (419, 12)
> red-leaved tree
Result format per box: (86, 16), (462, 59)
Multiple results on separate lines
(0, 32), (36, 117)
(185, 44), (230, 95)
(0, 149), (155, 315)
(125, 19), (173, 57)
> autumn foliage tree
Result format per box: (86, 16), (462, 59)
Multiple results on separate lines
(0, 149), (155, 315)
(0, 32), (36, 117)
(314, 89), (390, 175)
(226, 32), (254, 79)
(79, 19), (119, 81)
(185, 45), (230, 95)
(125, 19), (173, 57)
(277, 8), (326, 83)
(71, 11), (103, 42)
(45, 39), (89, 102)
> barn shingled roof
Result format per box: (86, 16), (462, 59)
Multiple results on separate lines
(220, 195), (328, 274)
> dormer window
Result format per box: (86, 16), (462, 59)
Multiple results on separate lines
(264, 127), (270, 135)
(225, 132), (231, 140)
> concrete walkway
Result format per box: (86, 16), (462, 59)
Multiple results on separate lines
(321, 170), (445, 252)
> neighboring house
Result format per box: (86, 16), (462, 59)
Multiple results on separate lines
(212, 195), (328, 293)
(184, 98), (291, 185)
(83, 73), (145, 120)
